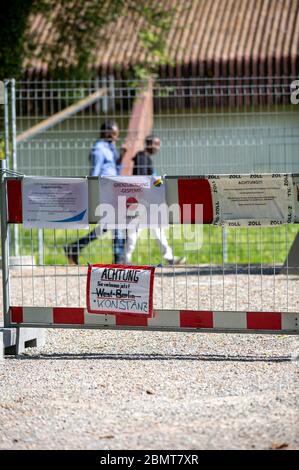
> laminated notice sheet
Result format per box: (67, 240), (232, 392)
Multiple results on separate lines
(99, 175), (167, 228)
(23, 177), (89, 229)
(209, 174), (295, 226)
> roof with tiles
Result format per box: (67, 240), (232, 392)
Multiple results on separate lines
(23, 0), (299, 78)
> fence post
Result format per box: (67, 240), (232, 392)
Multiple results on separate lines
(0, 169), (10, 328)
(11, 78), (19, 258)
(1, 80), (11, 328)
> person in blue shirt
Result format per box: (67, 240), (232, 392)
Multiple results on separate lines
(90, 122), (121, 177)
(64, 120), (125, 265)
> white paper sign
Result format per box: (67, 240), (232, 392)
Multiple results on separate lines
(209, 174), (295, 226)
(87, 264), (155, 316)
(23, 177), (89, 229)
(99, 175), (167, 228)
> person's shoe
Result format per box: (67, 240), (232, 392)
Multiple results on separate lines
(64, 245), (79, 266)
(166, 256), (186, 266)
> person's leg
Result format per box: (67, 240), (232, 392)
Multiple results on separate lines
(64, 226), (102, 265)
(71, 228), (98, 251)
(125, 228), (139, 264)
(153, 227), (173, 261)
(153, 227), (186, 265)
(113, 229), (126, 264)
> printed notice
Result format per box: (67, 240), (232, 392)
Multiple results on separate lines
(99, 175), (167, 228)
(209, 174), (295, 226)
(23, 177), (89, 229)
(87, 264), (155, 317)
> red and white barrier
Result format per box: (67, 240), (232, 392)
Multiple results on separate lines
(5, 175), (299, 336)
(6, 175), (299, 225)
(10, 306), (299, 333)
(6, 177), (215, 224)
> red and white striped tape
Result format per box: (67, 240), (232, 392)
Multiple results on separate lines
(10, 306), (299, 333)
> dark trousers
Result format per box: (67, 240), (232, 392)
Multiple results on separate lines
(67, 228), (125, 264)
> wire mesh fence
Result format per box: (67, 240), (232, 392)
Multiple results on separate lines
(14, 76), (299, 176)
(1, 77), (299, 331)
(7, 223), (299, 313)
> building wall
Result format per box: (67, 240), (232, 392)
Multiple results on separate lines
(16, 106), (299, 177)
(153, 107), (299, 176)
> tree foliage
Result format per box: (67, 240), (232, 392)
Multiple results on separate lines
(0, 1), (34, 79)
(1, 0), (178, 79)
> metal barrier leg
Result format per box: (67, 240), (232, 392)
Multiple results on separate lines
(15, 327), (20, 355)
(0, 327), (46, 356)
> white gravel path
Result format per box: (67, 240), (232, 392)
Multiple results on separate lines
(0, 269), (298, 450)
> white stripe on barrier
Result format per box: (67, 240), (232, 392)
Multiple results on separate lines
(148, 310), (180, 327)
(281, 313), (299, 331)
(165, 179), (179, 223)
(213, 311), (247, 329)
(84, 311), (116, 326)
(23, 306), (53, 324)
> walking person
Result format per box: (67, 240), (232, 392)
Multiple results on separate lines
(125, 135), (185, 265)
(64, 120), (125, 265)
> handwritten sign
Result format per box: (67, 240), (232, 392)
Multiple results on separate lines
(87, 264), (155, 317)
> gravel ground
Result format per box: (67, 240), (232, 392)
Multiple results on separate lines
(0, 269), (299, 450)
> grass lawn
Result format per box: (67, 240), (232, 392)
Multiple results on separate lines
(13, 224), (299, 266)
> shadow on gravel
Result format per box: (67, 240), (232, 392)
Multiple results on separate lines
(16, 353), (292, 362)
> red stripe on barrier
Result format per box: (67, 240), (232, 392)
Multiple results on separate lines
(180, 310), (213, 328)
(246, 312), (282, 330)
(115, 314), (148, 327)
(10, 306), (23, 323)
(7, 179), (23, 223)
(178, 179), (214, 224)
(53, 307), (85, 324)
